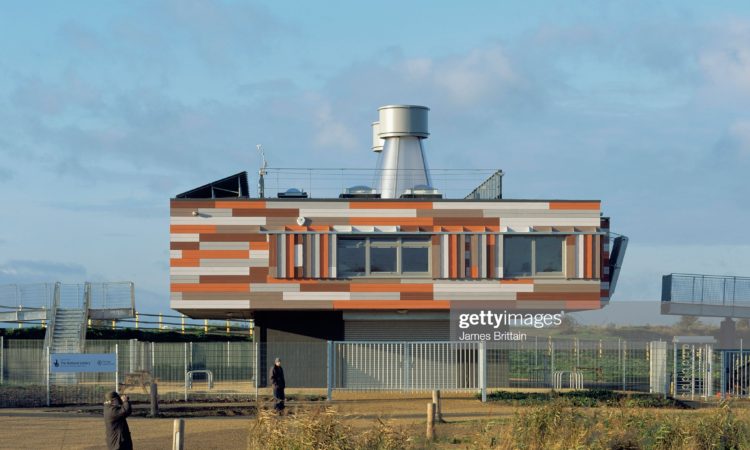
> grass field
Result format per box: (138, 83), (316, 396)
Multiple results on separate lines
(0, 393), (748, 449)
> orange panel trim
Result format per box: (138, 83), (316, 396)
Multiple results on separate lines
(549, 201), (600, 210)
(332, 300), (450, 310)
(500, 278), (534, 284)
(488, 234), (495, 278)
(449, 234), (457, 278)
(214, 200), (266, 209)
(249, 242), (269, 250)
(349, 201), (432, 209)
(171, 283), (249, 292)
(170, 225), (217, 234)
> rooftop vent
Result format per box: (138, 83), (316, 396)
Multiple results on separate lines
(277, 188), (308, 199)
(339, 185), (381, 199)
(400, 184), (442, 199)
(374, 105), (433, 199)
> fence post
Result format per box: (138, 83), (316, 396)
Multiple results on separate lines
(426, 403), (435, 441)
(479, 341), (487, 402)
(115, 344), (119, 393)
(46, 346), (50, 407)
(254, 340), (259, 402)
(172, 418), (185, 450)
(326, 340), (333, 401)
(0, 335), (3, 385)
(432, 390), (445, 423)
(184, 343), (188, 402)
(150, 382), (159, 417)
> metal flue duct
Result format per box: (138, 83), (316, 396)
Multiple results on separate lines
(375, 105), (434, 199)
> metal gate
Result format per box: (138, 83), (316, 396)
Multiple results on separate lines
(722, 350), (750, 398)
(331, 341), (480, 391)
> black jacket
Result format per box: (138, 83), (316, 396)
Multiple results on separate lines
(104, 399), (133, 450)
(270, 365), (285, 389)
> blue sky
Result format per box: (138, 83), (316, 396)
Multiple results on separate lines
(1, 1), (749, 314)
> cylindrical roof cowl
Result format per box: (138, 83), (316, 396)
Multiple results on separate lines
(377, 105), (429, 139)
(371, 121), (384, 152)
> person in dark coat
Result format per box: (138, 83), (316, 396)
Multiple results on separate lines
(104, 391), (133, 450)
(270, 357), (285, 413)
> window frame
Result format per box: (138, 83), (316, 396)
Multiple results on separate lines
(336, 235), (432, 278)
(503, 235), (566, 279)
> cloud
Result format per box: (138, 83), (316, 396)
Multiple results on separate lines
(0, 260), (87, 284)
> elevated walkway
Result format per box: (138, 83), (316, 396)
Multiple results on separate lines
(661, 273), (750, 318)
(0, 282), (135, 352)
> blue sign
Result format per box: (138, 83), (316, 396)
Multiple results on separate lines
(50, 353), (117, 373)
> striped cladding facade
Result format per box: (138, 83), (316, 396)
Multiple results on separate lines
(170, 199), (611, 318)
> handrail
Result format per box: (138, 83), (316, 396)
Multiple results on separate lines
(662, 273), (750, 305)
(43, 283), (61, 350)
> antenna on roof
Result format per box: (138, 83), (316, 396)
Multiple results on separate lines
(257, 144), (267, 198)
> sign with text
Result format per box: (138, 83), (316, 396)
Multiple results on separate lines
(50, 353), (117, 373)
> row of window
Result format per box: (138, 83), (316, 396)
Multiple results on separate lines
(335, 235), (565, 278)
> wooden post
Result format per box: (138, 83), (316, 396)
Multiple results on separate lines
(426, 403), (435, 441)
(150, 382), (159, 417)
(172, 419), (185, 450)
(432, 389), (445, 423)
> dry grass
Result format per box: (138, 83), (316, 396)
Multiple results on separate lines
(247, 406), (411, 450)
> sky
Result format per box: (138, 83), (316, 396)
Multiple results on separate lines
(1, 1), (749, 315)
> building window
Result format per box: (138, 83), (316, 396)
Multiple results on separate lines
(504, 236), (564, 277)
(337, 235), (431, 277)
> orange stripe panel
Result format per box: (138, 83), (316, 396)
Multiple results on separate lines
(170, 225), (217, 233)
(349, 201), (432, 209)
(549, 201), (600, 210)
(171, 283), (249, 292)
(449, 234), (457, 278)
(332, 300), (450, 310)
(321, 234), (329, 278)
(286, 234), (295, 278)
(170, 258), (200, 267)
(250, 242), (269, 250)
(214, 200), (266, 209)
(181, 250), (249, 259)
(488, 234), (495, 278)
(499, 278), (534, 284)
(584, 235), (593, 279)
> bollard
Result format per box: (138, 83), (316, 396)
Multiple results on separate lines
(426, 403), (435, 441)
(173, 419), (185, 450)
(432, 390), (445, 423)
(150, 382), (159, 417)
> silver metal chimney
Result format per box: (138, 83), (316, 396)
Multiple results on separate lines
(375, 105), (433, 199)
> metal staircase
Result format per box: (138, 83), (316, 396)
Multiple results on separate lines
(50, 308), (87, 353)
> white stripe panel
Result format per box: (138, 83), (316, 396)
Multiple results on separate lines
(501, 218), (601, 228)
(434, 283), (534, 292)
(170, 250), (183, 259)
(329, 234), (337, 278)
(479, 234), (487, 278)
(249, 250), (270, 259)
(251, 283), (301, 292)
(171, 300), (250, 309)
(170, 267), (250, 276)
(171, 217), (266, 225)
(294, 244), (303, 267)
(170, 233), (199, 242)
(299, 208), (417, 218)
(576, 235), (584, 278)
(267, 201), (349, 209)
(201, 259), (267, 267)
(283, 292), (350, 301)
(313, 234), (321, 278)
(200, 242), (250, 250)
(277, 235), (286, 278)
(350, 292), (401, 300)
(195, 208), (233, 217)
(441, 235), (449, 277)
(432, 202), (549, 210)
(496, 234), (504, 279)
(444, 293), (518, 300)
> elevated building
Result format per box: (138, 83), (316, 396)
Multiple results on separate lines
(169, 105), (626, 343)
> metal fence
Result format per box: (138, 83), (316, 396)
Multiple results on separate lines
(1, 336), (749, 407)
(663, 273), (750, 305)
